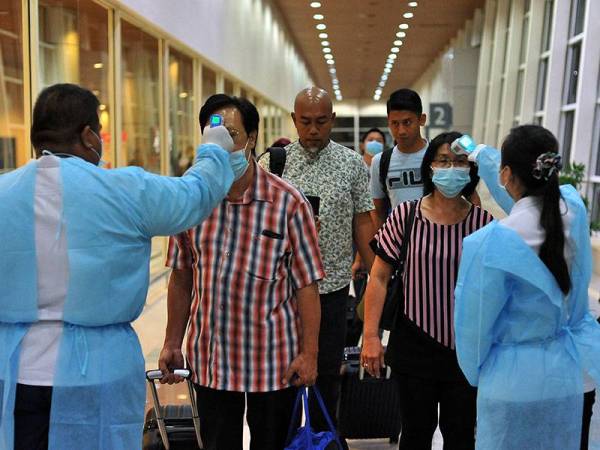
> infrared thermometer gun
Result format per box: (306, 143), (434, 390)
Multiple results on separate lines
(209, 114), (224, 128)
(451, 134), (488, 162)
(202, 114), (234, 151)
(451, 134), (477, 156)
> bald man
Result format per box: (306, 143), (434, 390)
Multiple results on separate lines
(281, 87), (375, 437)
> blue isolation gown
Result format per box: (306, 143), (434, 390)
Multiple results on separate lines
(455, 146), (600, 449)
(0, 144), (233, 449)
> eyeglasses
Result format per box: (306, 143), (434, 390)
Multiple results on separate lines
(432, 157), (470, 168)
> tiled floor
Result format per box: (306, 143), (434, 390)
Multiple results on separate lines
(134, 275), (600, 450)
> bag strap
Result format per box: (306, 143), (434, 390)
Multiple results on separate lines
(284, 386), (344, 449)
(379, 148), (393, 213)
(396, 200), (417, 271)
(379, 148), (393, 197)
(285, 388), (305, 445)
(311, 386), (343, 449)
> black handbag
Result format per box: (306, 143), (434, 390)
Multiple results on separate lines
(379, 201), (417, 331)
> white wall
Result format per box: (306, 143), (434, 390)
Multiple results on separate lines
(114, 0), (313, 110)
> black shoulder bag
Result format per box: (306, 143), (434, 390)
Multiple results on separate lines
(379, 201), (417, 331)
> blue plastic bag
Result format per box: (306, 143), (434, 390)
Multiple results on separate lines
(284, 386), (343, 450)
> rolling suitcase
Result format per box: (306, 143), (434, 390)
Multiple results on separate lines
(143, 369), (204, 450)
(337, 346), (402, 443)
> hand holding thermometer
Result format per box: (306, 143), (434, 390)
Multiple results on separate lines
(202, 114), (234, 151)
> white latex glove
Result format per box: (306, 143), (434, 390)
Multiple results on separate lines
(468, 144), (491, 162)
(202, 125), (235, 152)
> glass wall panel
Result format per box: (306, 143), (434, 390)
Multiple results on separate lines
(564, 42), (581, 104)
(569, 0), (586, 37)
(121, 20), (160, 172)
(38, 0), (112, 166)
(561, 110), (574, 164)
(541, 0), (554, 52)
(535, 59), (548, 111)
(0, 0), (25, 171)
(201, 65), (216, 105)
(168, 48), (195, 176)
(514, 70), (524, 117)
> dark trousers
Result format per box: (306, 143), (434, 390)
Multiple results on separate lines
(195, 384), (297, 450)
(395, 373), (476, 450)
(309, 286), (349, 438)
(581, 389), (596, 450)
(14, 383), (53, 450)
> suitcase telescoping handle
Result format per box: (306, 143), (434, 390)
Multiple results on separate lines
(145, 369), (203, 450)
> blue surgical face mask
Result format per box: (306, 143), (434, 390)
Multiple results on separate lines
(365, 140), (384, 155)
(431, 167), (471, 198)
(230, 141), (249, 181)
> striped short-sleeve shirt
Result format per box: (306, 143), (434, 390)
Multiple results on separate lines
(166, 163), (325, 392)
(373, 199), (493, 349)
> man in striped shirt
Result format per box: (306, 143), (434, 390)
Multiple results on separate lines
(159, 94), (324, 450)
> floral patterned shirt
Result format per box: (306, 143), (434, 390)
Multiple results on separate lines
(281, 140), (374, 294)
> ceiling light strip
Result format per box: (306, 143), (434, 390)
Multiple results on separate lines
(311, 2), (342, 100)
(372, 2), (416, 101)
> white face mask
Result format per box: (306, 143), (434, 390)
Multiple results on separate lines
(498, 167), (508, 191)
(87, 130), (104, 166)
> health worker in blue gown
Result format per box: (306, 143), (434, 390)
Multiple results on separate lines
(0, 83), (240, 450)
(454, 125), (600, 450)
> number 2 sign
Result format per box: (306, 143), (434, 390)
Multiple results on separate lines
(429, 103), (453, 128)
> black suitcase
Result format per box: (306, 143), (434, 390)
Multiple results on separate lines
(143, 369), (203, 450)
(337, 347), (402, 443)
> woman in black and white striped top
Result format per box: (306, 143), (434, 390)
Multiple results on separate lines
(361, 131), (493, 450)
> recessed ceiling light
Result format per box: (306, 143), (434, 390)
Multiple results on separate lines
(391, 47), (399, 53)
(381, 74), (388, 80)
(394, 40), (403, 46)
(310, 2), (321, 7)
(326, 59), (335, 65)
(408, 1), (418, 7)
(384, 67), (391, 73)
(385, 63), (392, 68)
(379, 81), (385, 87)
(396, 31), (406, 38)
(321, 40), (330, 46)
(324, 54), (333, 59)
(323, 47), (331, 53)
(313, 14), (324, 20)
(316, 23), (327, 30)
(403, 12), (414, 18)
(319, 33), (328, 39)
(93, 63), (103, 69)
(388, 53), (397, 59)
(399, 23), (409, 29)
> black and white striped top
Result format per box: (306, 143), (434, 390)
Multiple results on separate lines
(374, 199), (494, 349)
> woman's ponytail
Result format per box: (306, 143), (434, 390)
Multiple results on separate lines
(501, 125), (571, 295)
(538, 174), (571, 294)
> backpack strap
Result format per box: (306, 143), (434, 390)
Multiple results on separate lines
(379, 148), (393, 212)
